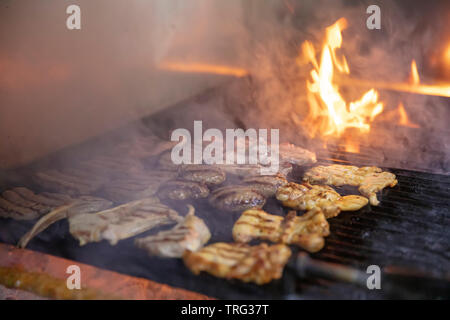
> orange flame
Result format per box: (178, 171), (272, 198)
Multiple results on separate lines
(409, 60), (420, 85)
(158, 62), (248, 77)
(301, 18), (383, 139)
(397, 102), (419, 128)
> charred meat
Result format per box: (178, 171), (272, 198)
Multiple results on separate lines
(179, 164), (226, 186)
(240, 173), (288, 197)
(157, 180), (210, 201)
(304, 165), (398, 205)
(209, 186), (266, 212)
(276, 182), (368, 218)
(135, 205), (211, 258)
(0, 187), (71, 220)
(183, 242), (291, 285)
(69, 197), (180, 245)
(232, 208), (330, 253)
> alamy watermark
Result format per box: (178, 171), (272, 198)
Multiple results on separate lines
(170, 121), (280, 175)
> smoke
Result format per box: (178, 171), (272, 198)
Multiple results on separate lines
(224, 0), (450, 173)
(0, 0), (448, 173)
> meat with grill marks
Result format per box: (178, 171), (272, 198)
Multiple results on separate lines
(178, 164), (226, 186)
(303, 165), (398, 205)
(69, 197), (180, 245)
(32, 168), (107, 196)
(240, 173), (288, 197)
(102, 170), (177, 203)
(208, 185), (266, 212)
(232, 208), (330, 253)
(0, 187), (72, 220)
(183, 242), (291, 285)
(135, 205), (211, 258)
(276, 182), (368, 218)
(18, 196), (113, 248)
(157, 180), (210, 201)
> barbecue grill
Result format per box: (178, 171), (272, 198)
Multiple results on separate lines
(0, 82), (449, 300)
(1, 0), (450, 300)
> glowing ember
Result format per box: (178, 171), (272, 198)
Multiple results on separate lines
(301, 18), (383, 139)
(159, 62), (248, 77)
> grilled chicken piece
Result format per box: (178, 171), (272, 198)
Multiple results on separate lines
(33, 169), (106, 196)
(209, 186), (266, 212)
(69, 197), (180, 245)
(0, 187), (71, 220)
(240, 174), (288, 197)
(179, 164), (226, 186)
(183, 242), (291, 285)
(18, 196), (113, 248)
(304, 165), (398, 205)
(279, 142), (317, 166)
(232, 208), (330, 253)
(102, 170), (177, 203)
(135, 205), (211, 258)
(157, 180), (210, 201)
(276, 182), (368, 218)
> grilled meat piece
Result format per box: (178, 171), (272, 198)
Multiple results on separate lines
(276, 182), (368, 218)
(183, 242), (291, 285)
(213, 164), (262, 177)
(33, 169), (106, 196)
(240, 174), (288, 197)
(69, 197), (180, 245)
(18, 196), (113, 248)
(209, 186), (266, 212)
(179, 164), (226, 186)
(0, 187), (71, 220)
(135, 205), (211, 258)
(279, 142), (317, 166)
(232, 208), (330, 252)
(157, 180), (210, 201)
(102, 170), (177, 203)
(304, 165), (398, 205)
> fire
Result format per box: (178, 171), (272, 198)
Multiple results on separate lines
(159, 61), (248, 77)
(409, 60), (420, 85)
(301, 18), (383, 139)
(397, 102), (419, 128)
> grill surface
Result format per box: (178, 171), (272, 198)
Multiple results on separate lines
(0, 144), (449, 299)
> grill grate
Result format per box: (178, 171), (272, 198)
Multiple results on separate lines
(0, 143), (449, 299)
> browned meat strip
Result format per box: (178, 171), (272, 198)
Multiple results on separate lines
(0, 187), (72, 220)
(278, 142), (317, 166)
(208, 186), (266, 212)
